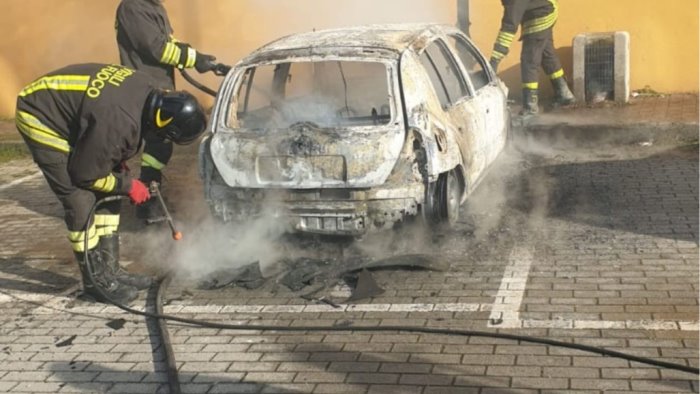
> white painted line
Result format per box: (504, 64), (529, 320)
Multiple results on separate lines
(524, 319), (696, 332)
(574, 320), (627, 329)
(2, 291), (696, 331)
(262, 305), (305, 313)
(179, 305), (223, 314)
(680, 321), (700, 331)
(626, 320), (680, 330)
(221, 305), (264, 313)
(488, 246), (534, 328)
(0, 172), (41, 192)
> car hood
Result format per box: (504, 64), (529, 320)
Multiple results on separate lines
(209, 125), (406, 188)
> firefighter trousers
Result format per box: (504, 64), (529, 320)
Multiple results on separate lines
(23, 140), (122, 253)
(520, 27), (564, 88)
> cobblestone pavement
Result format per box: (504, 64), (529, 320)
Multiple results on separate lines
(0, 109), (698, 392)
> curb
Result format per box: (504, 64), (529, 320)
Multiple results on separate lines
(518, 121), (698, 148)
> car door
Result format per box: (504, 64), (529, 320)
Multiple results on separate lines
(417, 39), (487, 192)
(446, 33), (508, 166)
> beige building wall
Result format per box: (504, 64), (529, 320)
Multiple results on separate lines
(0, 0), (697, 117)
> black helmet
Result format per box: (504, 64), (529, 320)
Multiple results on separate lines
(143, 90), (207, 145)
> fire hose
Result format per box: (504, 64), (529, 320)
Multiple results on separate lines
(179, 62), (231, 97)
(82, 195), (698, 393)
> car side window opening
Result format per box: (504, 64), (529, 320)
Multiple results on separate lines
(419, 40), (469, 109)
(233, 60), (391, 129)
(448, 35), (492, 92)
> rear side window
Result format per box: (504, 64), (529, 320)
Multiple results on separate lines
(419, 40), (468, 108)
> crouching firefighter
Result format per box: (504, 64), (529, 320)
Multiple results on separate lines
(489, 0), (575, 115)
(15, 63), (207, 304)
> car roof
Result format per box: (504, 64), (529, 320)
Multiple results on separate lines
(240, 23), (464, 63)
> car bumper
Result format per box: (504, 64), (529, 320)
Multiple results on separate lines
(209, 185), (424, 236)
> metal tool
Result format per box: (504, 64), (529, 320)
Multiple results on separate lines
(149, 182), (183, 240)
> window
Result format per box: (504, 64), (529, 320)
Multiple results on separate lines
(419, 40), (468, 108)
(448, 35), (491, 91)
(233, 61), (391, 129)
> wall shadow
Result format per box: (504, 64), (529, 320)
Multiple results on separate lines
(510, 145), (699, 242)
(0, 257), (76, 295)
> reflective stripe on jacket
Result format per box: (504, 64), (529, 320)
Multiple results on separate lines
(15, 63), (154, 194)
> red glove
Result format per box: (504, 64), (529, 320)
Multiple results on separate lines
(128, 179), (151, 205)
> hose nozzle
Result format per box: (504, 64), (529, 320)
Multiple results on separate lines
(149, 182), (183, 241)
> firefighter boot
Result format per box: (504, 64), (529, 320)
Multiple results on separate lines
(99, 234), (153, 290)
(551, 77), (575, 106)
(521, 88), (539, 116)
(76, 250), (138, 304)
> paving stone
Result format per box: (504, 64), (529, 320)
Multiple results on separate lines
(242, 372), (296, 383)
(0, 102), (697, 393)
(313, 383), (368, 393)
(346, 372), (399, 384)
(367, 384), (423, 394)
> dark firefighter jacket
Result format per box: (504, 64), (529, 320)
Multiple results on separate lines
(491, 0), (559, 62)
(115, 0), (198, 89)
(15, 63), (155, 195)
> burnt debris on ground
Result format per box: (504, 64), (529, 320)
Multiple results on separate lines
(194, 253), (447, 303)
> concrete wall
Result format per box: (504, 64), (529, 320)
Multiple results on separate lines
(0, 0), (697, 117)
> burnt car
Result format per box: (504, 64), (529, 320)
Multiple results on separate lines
(198, 24), (510, 236)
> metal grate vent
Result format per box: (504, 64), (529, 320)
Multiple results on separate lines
(573, 32), (630, 103)
(584, 37), (615, 103)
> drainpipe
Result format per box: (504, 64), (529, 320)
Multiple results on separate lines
(457, 0), (470, 37)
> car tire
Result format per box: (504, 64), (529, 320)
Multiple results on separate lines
(437, 169), (461, 227)
(422, 169), (461, 228)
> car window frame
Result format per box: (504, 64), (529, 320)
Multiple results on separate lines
(447, 33), (497, 92)
(224, 57), (401, 131)
(418, 38), (471, 110)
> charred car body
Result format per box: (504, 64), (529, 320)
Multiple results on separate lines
(199, 24), (509, 236)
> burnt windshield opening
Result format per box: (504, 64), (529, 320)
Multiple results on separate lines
(233, 60), (391, 130)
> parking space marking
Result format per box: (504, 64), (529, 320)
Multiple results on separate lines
(0, 171), (41, 192)
(2, 290), (697, 331)
(2, 239), (697, 332)
(485, 245), (699, 331)
(488, 246), (533, 328)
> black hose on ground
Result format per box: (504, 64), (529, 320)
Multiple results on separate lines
(155, 275), (180, 394)
(82, 196), (700, 393)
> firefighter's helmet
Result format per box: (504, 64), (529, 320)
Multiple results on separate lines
(143, 90), (207, 145)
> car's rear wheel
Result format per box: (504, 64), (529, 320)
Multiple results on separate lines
(422, 169), (461, 228)
(437, 169), (461, 227)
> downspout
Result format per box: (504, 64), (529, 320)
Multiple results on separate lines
(457, 0), (470, 37)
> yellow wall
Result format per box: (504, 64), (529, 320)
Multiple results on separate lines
(468, 0), (700, 97)
(0, 0), (456, 117)
(0, 0), (697, 117)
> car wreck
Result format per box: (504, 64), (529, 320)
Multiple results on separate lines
(198, 23), (510, 236)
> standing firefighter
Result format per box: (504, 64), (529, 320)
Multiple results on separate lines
(115, 0), (218, 221)
(15, 63), (207, 304)
(489, 0), (575, 115)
